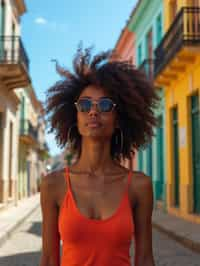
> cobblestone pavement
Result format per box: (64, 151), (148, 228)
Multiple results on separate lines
(0, 207), (200, 266)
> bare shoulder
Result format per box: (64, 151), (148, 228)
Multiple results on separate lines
(132, 171), (152, 187)
(40, 168), (66, 202)
(41, 168), (65, 186)
(129, 171), (153, 206)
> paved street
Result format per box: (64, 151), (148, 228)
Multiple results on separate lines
(0, 207), (200, 266)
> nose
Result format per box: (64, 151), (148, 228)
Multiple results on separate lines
(88, 102), (99, 116)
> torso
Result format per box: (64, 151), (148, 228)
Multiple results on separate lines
(53, 164), (138, 221)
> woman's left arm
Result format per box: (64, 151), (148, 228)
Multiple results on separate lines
(131, 172), (155, 266)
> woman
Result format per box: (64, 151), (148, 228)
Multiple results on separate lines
(40, 46), (159, 266)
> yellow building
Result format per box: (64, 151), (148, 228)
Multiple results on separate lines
(154, 0), (200, 223)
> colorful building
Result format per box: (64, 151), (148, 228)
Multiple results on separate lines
(17, 86), (48, 199)
(113, 27), (136, 170)
(0, 0), (30, 206)
(154, 0), (200, 223)
(128, 0), (166, 209)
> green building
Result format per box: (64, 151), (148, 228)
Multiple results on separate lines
(128, 0), (166, 210)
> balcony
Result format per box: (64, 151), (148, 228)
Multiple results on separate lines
(0, 36), (31, 89)
(20, 119), (38, 145)
(139, 59), (154, 80)
(154, 7), (200, 85)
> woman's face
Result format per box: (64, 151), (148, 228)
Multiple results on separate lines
(76, 85), (117, 140)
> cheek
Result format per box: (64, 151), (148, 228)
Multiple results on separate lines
(101, 114), (117, 134)
(76, 113), (86, 133)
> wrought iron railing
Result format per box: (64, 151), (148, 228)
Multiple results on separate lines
(20, 119), (38, 141)
(0, 36), (29, 71)
(139, 59), (155, 80)
(154, 7), (200, 76)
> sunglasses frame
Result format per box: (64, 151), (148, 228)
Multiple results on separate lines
(74, 98), (117, 113)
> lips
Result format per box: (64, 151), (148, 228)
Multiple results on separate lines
(86, 121), (102, 128)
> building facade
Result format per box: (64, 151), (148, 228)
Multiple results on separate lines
(114, 27), (136, 170)
(0, 0), (30, 205)
(128, 0), (166, 209)
(154, 0), (200, 223)
(17, 86), (48, 199)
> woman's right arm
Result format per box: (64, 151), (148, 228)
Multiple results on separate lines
(39, 173), (60, 266)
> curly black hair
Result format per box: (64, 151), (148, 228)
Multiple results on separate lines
(45, 45), (160, 161)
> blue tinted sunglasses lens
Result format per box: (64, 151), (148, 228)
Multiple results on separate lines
(99, 99), (114, 112)
(77, 99), (91, 112)
(76, 98), (115, 112)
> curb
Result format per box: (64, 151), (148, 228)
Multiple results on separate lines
(152, 222), (200, 254)
(0, 201), (40, 247)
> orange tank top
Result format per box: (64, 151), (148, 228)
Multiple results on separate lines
(58, 167), (135, 266)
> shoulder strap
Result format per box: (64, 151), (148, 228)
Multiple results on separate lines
(65, 167), (70, 188)
(127, 171), (132, 187)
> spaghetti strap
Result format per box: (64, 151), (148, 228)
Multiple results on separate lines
(65, 167), (70, 188)
(127, 171), (132, 187)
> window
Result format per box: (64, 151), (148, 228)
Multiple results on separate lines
(0, 1), (5, 36)
(137, 44), (142, 66)
(156, 14), (162, 46)
(169, 0), (177, 23)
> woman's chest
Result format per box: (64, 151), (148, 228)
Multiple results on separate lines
(58, 175), (135, 221)
(58, 181), (135, 245)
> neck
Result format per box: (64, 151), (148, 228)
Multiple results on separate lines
(76, 137), (114, 174)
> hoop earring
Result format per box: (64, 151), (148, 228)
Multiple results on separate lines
(115, 127), (124, 153)
(67, 123), (77, 149)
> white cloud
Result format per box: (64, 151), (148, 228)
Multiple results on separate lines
(34, 17), (67, 33)
(34, 17), (47, 25)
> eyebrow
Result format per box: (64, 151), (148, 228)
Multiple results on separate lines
(79, 96), (110, 99)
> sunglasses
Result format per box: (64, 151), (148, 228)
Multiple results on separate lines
(74, 98), (116, 113)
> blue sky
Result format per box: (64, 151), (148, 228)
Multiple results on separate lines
(21, 0), (137, 156)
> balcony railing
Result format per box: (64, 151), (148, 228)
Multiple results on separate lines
(154, 7), (200, 76)
(0, 36), (29, 71)
(20, 119), (38, 142)
(139, 59), (154, 80)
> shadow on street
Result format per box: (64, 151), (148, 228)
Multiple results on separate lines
(27, 221), (42, 238)
(0, 251), (41, 266)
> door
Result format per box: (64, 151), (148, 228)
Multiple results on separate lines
(157, 115), (164, 200)
(172, 107), (180, 207)
(147, 142), (152, 177)
(8, 122), (13, 198)
(191, 93), (200, 213)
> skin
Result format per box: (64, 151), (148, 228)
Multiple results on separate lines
(39, 85), (155, 266)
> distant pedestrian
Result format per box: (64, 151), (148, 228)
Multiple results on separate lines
(39, 45), (159, 266)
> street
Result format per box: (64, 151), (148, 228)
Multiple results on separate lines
(0, 207), (200, 266)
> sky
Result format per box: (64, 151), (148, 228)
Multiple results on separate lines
(21, 0), (137, 156)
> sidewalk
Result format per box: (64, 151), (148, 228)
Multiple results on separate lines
(152, 208), (200, 253)
(0, 193), (40, 247)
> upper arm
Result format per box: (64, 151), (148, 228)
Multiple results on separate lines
(39, 173), (60, 266)
(132, 173), (155, 265)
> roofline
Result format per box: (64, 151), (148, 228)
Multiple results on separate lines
(114, 0), (140, 50)
(15, 0), (27, 16)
